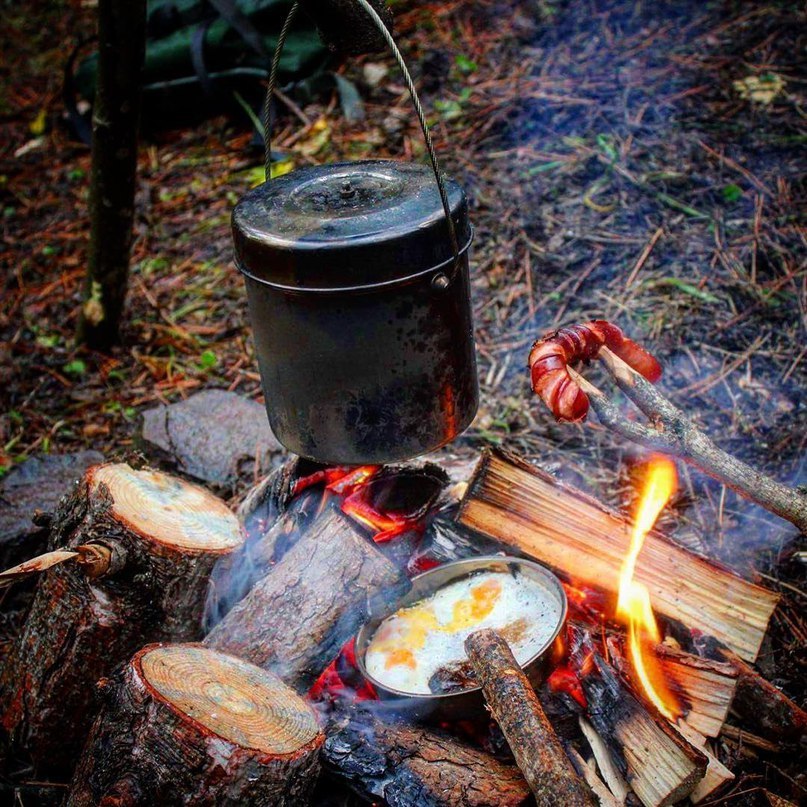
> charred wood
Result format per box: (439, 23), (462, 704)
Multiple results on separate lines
(718, 648), (807, 745)
(570, 628), (707, 807)
(322, 705), (532, 807)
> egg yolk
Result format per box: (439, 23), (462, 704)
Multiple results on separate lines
(376, 578), (504, 670)
(384, 648), (417, 670)
(447, 578), (502, 631)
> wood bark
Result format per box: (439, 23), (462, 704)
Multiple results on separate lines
(718, 647), (807, 744)
(0, 463), (243, 775)
(77, 0), (146, 348)
(205, 505), (409, 692)
(465, 629), (595, 807)
(322, 705), (531, 806)
(457, 448), (779, 662)
(67, 644), (324, 806)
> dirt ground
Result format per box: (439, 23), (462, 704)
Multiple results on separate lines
(1, 0), (805, 803)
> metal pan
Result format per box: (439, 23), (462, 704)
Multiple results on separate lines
(355, 555), (568, 722)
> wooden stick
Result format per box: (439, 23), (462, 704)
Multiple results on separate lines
(0, 462), (244, 775)
(465, 629), (596, 807)
(579, 716), (630, 804)
(672, 721), (734, 804)
(205, 505), (409, 692)
(457, 449), (779, 662)
(567, 747), (622, 807)
(322, 705), (532, 807)
(67, 644), (324, 806)
(584, 348), (807, 533)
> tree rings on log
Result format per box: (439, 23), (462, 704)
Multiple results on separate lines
(68, 644), (324, 806)
(0, 462), (244, 775)
(90, 463), (243, 553)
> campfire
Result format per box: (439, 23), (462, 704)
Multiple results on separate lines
(1, 320), (804, 807)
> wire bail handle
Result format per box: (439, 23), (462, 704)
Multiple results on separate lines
(261, 0), (461, 271)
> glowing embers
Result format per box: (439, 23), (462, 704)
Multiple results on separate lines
(293, 464), (436, 543)
(616, 455), (681, 721)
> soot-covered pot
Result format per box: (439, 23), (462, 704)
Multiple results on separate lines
(232, 159), (479, 464)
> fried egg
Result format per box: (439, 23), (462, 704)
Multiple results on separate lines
(364, 570), (561, 694)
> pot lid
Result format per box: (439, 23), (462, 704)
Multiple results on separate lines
(231, 160), (471, 290)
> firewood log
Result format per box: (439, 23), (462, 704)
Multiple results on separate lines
(205, 505), (409, 692)
(606, 637), (738, 738)
(572, 635), (708, 807)
(458, 448), (778, 662)
(67, 644), (324, 806)
(718, 647), (807, 744)
(465, 629), (596, 807)
(322, 705), (532, 807)
(0, 463), (243, 775)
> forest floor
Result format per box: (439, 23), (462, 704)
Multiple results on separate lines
(1, 0), (805, 803)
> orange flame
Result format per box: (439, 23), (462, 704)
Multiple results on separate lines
(616, 455), (680, 720)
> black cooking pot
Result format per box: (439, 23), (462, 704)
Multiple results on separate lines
(232, 159), (479, 464)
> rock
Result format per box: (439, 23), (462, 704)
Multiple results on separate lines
(138, 390), (284, 489)
(0, 451), (104, 569)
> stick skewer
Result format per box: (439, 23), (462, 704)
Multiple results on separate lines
(566, 348), (807, 533)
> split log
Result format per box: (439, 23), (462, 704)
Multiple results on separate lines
(718, 647), (807, 744)
(567, 747), (622, 807)
(457, 448), (778, 662)
(322, 705), (532, 807)
(67, 644), (324, 806)
(578, 716), (630, 805)
(673, 720), (734, 804)
(0, 462), (243, 774)
(205, 505), (409, 692)
(573, 636), (708, 807)
(465, 629), (595, 806)
(607, 637), (738, 738)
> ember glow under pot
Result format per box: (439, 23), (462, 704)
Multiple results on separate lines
(232, 160), (478, 465)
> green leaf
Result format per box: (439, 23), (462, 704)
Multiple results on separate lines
(199, 350), (217, 370)
(526, 161), (564, 176)
(455, 54), (478, 74)
(62, 359), (87, 377)
(722, 183), (743, 203)
(645, 278), (721, 303)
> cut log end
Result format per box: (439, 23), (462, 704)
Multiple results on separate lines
(138, 645), (322, 756)
(68, 644), (324, 807)
(90, 463), (243, 553)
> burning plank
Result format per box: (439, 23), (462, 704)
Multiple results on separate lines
(608, 639), (738, 738)
(457, 448), (778, 662)
(205, 505), (409, 692)
(67, 645), (324, 806)
(322, 705), (532, 807)
(0, 463), (243, 775)
(572, 633), (708, 807)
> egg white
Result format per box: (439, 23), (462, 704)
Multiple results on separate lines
(364, 571), (561, 694)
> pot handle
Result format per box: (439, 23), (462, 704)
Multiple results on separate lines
(261, 0), (461, 273)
